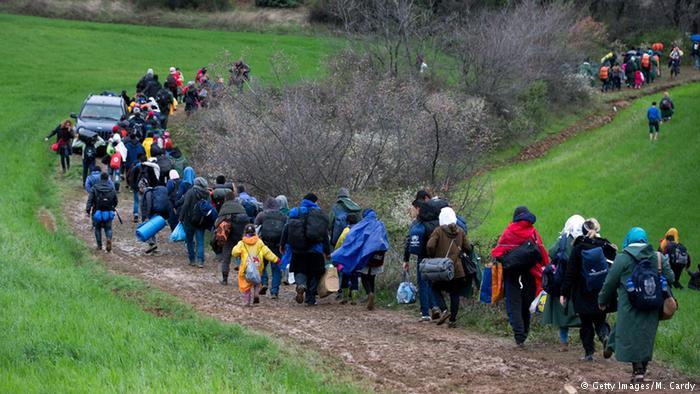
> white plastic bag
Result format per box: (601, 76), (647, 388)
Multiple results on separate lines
(396, 272), (417, 304)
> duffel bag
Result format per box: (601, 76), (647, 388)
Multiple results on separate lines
(501, 238), (542, 274)
(420, 257), (454, 283)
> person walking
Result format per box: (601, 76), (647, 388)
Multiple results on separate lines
(328, 187), (362, 247)
(281, 193), (330, 307)
(85, 165), (113, 194)
(542, 214), (584, 352)
(214, 191), (248, 285)
(491, 206), (549, 347)
(141, 184), (171, 255)
(560, 218), (617, 361)
(426, 207), (471, 327)
(598, 227), (674, 383)
(659, 92), (674, 122)
(179, 177), (212, 267)
(232, 224), (281, 306)
(659, 227), (691, 289)
(165, 170), (181, 230)
(647, 102), (661, 141)
(86, 172), (118, 252)
(255, 197), (287, 298)
(45, 119), (74, 173)
(333, 213), (360, 304)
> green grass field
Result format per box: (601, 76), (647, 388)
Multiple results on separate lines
(474, 81), (700, 377)
(0, 14), (360, 393)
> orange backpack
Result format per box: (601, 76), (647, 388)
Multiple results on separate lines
(652, 42), (664, 52)
(599, 66), (609, 80)
(641, 54), (650, 68)
(214, 220), (232, 247)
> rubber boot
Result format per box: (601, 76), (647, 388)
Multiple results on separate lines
(350, 290), (358, 305)
(106, 239), (112, 253)
(220, 272), (229, 285)
(340, 288), (350, 305)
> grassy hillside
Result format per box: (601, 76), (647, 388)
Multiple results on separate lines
(0, 14), (359, 393)
(475, 82), (700, 376)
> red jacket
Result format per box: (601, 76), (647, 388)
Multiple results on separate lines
(491, 220), (549, 294)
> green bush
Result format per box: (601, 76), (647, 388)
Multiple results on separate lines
(255, 0), (303, 8)
(134, 0), (231, 11)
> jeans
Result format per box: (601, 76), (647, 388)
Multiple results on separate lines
(295, 272), (319, 305)
(59, 145), (71, 172)
(694, 54), (700, 69)
(579, 313), (610, 356)
(110, 167), (120, 191)
(340, 272), (359, 291)
(184, 226), (205, 264)
(132, 190), (140, 218)
(417, 257), (437, 316)
(261, 261), (282, 295)
(82, 157), (95, 184)
(93, 219), (113, 248)
(559, 327), (570, 344)
(504, 273), (536, 344)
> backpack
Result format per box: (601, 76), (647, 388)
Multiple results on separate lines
(244, 253), (262, 284)
(95, 188), (116, 212)
(625, 251), (666, 311)
(214, 220), (232, 247)
(581, 246), (609, 292)
(191, 198), (218, 229)
(599, 66), (609, 79)
(287, 216), (309, 251)
(666, 241), (689, 267)
(148, 186), (170, 217)
(110, 152), (122, 170)
(304, 209), (329, 244)
(241, 200), (260, 222)
(660, 98), (671, 110)
(260, 212), (286, 245)
(501, 236), (543, 275)
(330, 204), (361, 246)
(156, 155), (173, 174)
(542, 236), (568, 296)
(641, 54), (650, 68)
(84, 145), (96, 161)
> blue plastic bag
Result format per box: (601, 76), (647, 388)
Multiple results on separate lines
(170, 223), (186, 242)
(479, 266), (493, 304)
(396, 272), (417, 304)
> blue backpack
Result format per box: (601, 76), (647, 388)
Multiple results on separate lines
(581, 246), (609, 292)
(456, 215), (468, 234)
(149, 186), (171, 217)
(625, 252), (666, 311)
(241, 200), (259, 223)
(542, 236), (568, 296)
(193, 198), (218, 229)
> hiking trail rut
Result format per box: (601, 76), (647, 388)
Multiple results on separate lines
(63, 189), (694, 393)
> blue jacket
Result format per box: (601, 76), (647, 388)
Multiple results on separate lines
(85, 171), (114, 193)
(124, 139), (145, 170)
(331, 210), (390, 274)
(647, 106), (661, 122)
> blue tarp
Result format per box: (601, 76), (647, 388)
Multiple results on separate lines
(331, 210), (389, 274)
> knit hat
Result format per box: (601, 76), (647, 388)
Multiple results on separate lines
(513, 205), (536, 224)
(244, 224), (256, 236)
(439, 207), (457, 226)
(194, 177), (208, 189)
(338, 187), (349, 198)
(303, 193), (318, 203)
(169, 170), (180, 180)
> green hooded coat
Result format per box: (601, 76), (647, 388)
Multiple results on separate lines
(598, 243), (674, 363)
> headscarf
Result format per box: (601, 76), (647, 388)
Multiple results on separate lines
(275, 195), (289, 215)
(659, 227), (679, 252)
(182, 167), (195, 186)
(513, 205), (536, 224)
(561, 214), (585, 239)
(438, 207), (457, 226)
(169, 170), (180, 180)
(623, 227), (648, 248)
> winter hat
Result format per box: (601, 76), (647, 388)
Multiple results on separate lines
(163, 131), (170, 138)
(338, 187), (350, 198)
(169, 66), (176, 73)
(194, 177), (208, 189)
(244, 224), (256, 236)
(303, 193), (318, 203)
(112, 125), (119, 133)
(513, 205), (536, 224)
(582, 218), (601, 239)
(439, 207), (457, 226)
(169, 170), (179, 180)
(263, 197), (279, 211)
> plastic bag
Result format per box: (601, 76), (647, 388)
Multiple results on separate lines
(396, 271), (417, 304)
(529, 290), (548, 314)
(245, 256), (261, 285)
(170, 223), (186, 242)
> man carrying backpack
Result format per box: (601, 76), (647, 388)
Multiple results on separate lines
(560, 218), (617, 361)
(280, 193), (331, 306)
(659, 92), (674, 123)
(646, 102), (662, 141)
(85, 165), (113, 194)
(179, 177), (214, 268)
(211, 175), (234, 212)
(329, 188), (361, 247)
(659, 227), (691, 289)
(255, 197), (287, 298)
(214, 190), (248, 285)
(86, 172), (118, 252)
(598, 227), (674, 383)
(141, 184), (171, 255)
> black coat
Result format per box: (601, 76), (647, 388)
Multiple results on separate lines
(86, 180), (118, 214)
(561, 236), (617, 315)
(179, 185), (210, 228)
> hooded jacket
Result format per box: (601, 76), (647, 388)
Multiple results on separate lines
(233, 234), (280, 292)
(426, 224), (471, 279)
(85, 170), (114, 193)
(491, 220), (549, 294)
(331, 210), (389, 274)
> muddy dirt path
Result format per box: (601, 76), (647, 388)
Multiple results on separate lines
(63, 189), (693, 393)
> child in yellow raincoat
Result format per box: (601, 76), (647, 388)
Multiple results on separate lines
(233, 224), (280, 306)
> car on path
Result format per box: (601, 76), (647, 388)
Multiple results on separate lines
(71, 94), (128, 141)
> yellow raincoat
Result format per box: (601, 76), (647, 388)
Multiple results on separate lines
(659, 227), (679, 254)
(233, 235), (279, 292)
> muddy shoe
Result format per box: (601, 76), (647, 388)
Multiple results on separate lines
(367, 292), (375, 311)
(630, 375), (645, 383)
(295, 286), (305, 304)
(219, 279), (228, 286)
(96, 245), (102, 251)
(431, 307), (441, 321)
(270, 294), (278, 300)
(448, 321), (457, 328)
(435, 310), (449, 326)
(253, 296), (260, 304)
(188, 260), (196, 267)
(106, 240), (112, 253)
(515, 342), (526, 350)
(559, 342), (569, 352)
(259, 286), (268, 296)
(580, 354), (594, 362)
(145, 245), (158, 255)
(419, 316), (432, 322)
